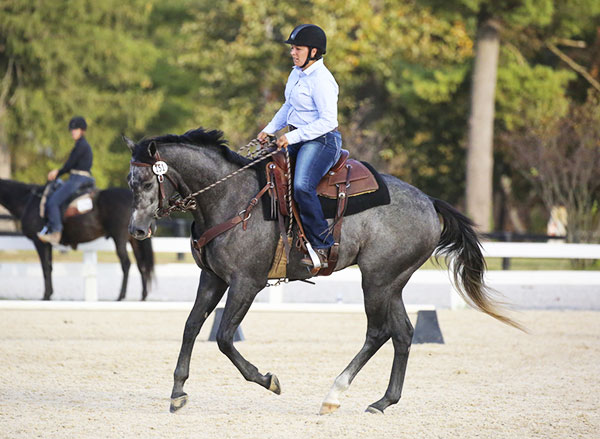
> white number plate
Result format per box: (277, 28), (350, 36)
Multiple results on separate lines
(152, 161), (168, 176)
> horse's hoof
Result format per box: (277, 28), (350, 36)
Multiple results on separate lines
(267, 373), (281, 395)
(170, 394), (188, 413)
(319, 402), (341, 415)
(365, 405), (384, 414)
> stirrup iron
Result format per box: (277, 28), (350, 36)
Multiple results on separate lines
(305, 242), (322, 270)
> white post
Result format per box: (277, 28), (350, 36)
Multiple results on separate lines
(450, 285), (467, 310)
(83, 250), (98, 301)
(448, 261), (467, 310)
(269, 284), (284, 304)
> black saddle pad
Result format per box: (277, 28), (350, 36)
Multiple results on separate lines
(257, 160), (390, 221)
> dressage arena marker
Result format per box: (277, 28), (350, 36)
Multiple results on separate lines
(0, 301), (441, 343)
(412, 310), (444, 344)
(208, 307), (245, 342)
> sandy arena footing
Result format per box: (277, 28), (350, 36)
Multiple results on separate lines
(0, 309), (598, 438)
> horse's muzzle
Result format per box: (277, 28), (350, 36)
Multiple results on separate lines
(129, 223), (154, 240)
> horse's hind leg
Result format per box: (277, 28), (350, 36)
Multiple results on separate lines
(319, 278), (401, 414)
(215, 279), (280, 394)
(366, 293), (414, 414)
(170, 270), (228, 412)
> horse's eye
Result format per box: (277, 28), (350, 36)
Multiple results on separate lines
(144, 182), (154, 190)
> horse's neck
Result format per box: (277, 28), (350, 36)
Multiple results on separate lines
(0, 179), (36, 218)
(161, 146), (258, 227)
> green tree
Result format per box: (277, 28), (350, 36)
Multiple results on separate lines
(166, 0), (476, 203)
(0, 0), (163, 187)
(503, 92), (600, 244)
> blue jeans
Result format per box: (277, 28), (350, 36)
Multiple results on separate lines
(46, 174), (94, 232)
(288, 131), (342, 249)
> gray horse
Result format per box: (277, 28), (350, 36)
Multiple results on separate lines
(124, 128), (520, 415)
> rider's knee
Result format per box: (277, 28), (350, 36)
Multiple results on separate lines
(293, 179), (312, 199)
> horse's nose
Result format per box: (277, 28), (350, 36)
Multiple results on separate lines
(129, 225), (148, 240)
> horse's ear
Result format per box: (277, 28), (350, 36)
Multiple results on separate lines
(147, 141), (158, 158)
(122, 135), (136, 153)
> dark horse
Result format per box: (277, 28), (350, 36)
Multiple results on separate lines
(124, 128), (521, 414)
(0, 178), (154, 300)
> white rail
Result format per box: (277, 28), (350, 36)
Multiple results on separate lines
(1, 237), (599, 305)
(0, 300), (435, 313)
(3, 236), (600, 258)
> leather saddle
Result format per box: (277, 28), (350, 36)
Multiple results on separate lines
(267, 148), (379, 217)
(265, 148), (379, 276)
(39, 179), (96, 220)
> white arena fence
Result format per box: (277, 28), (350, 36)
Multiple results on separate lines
(0, 236), (599, 311)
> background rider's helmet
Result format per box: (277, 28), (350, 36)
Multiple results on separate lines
(284, 24), (327, 54)
(68, 116), (87, 131)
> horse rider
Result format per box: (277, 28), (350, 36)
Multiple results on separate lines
(257, 24), (342, 269)
(37, 116), (95, 245)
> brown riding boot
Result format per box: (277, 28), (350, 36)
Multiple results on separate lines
(300, 247), (329, 269)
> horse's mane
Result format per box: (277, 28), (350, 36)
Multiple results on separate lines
(133, 127), (251, 167)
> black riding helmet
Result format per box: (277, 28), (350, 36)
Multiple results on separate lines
(68, 116), (87, 131)
(285, 24), (327, 68)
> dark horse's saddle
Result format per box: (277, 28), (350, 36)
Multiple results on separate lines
(39, 179), (96, 220)
(265, 148), (384, 277)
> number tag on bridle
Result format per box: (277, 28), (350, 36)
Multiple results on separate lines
(152, 161), (168, 176)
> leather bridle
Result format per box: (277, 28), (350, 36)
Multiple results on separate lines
(129, 147), (276, 250)
(130, 151), (195, 218)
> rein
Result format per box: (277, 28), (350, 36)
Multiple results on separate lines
(130, 136), (294, 252)
(130, 138), (281, 219)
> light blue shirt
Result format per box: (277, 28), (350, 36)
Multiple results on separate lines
(263, 58), (339, 145)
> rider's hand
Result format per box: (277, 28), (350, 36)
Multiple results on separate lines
(257, 131), (269, 144)
(47, 169), (59, 181)
(276, 135), (289, 150)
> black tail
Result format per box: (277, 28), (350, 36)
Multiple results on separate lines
(431, 197), (524, 331)
(129, 236), (155, 284)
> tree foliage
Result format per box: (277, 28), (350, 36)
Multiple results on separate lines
(1, 0), (599, 239)
(503, 92), (600, 243)
(0, 0), (163, 187)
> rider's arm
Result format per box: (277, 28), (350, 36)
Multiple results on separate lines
(57, 144), (83, 177)
(285, 70), (338, 145)
(262, 68), (299, 135)
(262, 100), (292, 135)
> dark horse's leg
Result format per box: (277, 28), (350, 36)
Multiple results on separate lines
(114, 238), (131, 301)
(215, 278), (280, 394)
(320, 276), (413, 415)
(170, 270), (228, 412)
(129, 238), (153, 300)
(33, 239), (53, 300)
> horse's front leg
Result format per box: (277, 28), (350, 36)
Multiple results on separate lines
(114, 239), (131, 301)
(216, 278), (281, 395)
(170, 270), (228, 412)
(33, 239), (53, 300)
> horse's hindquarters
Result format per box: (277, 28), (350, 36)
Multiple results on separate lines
(61, 210), (104, 246)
